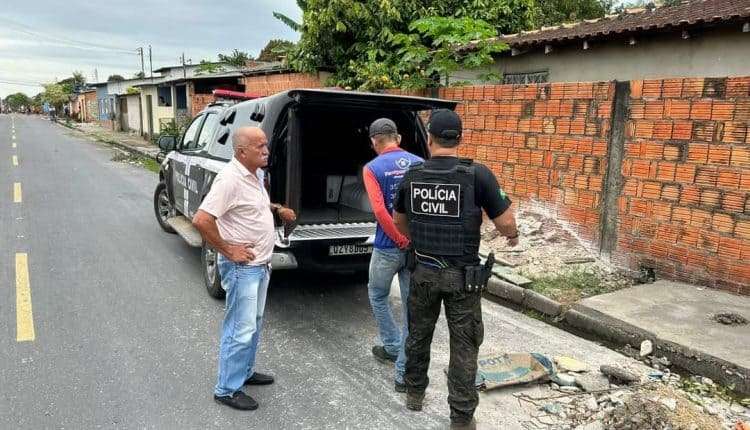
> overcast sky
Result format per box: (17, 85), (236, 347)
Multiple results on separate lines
(0, 0), (302, 98)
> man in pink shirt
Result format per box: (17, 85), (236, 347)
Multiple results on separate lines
(193, 127), (295, 411)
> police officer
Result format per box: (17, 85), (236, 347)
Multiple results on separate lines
(393, 109), (519, 430)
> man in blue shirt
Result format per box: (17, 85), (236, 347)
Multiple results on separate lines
(362, 118), (423, 392)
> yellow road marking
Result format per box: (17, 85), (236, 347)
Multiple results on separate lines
(12, 142), (17, 148)
(12, 155), (18, 166)
(13, 182), (22, 203)
(16, 253), (35, 342)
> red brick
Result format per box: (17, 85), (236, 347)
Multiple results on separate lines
(682, 78), (705, 97)
(718, 237), (743, 259)
(712, 213), (735, 234)
(630, 199), (652, 217)
(672, 121), (692, 140)
(661, 79), (684, 98)
(731, 146), (750, 168)
(622, 179), (638, 196)
(664, 99), (690, 119)
(707, 146), (731, 166)
(679, 226), (701, 247)
(642, 181), (662, 199)
(734, 219), (750, 239)
(642, 80), (662, 98)
(672, 206), (691, 224)
(726, 77), (750, 98)
(642, 142), (665, 159)
(652, 201), (673, 222)
(690, 100), (713, 120)
(656, 224), (680, 243)
(711, 101), (735, 121)
(656, 162), (676, 181)
(661, 184), (680, 201)
(692, 121), (716, 142)
(635, 121), (654, 139)
(630, 160), (651, 179)
(716, 169), (741, 189)
(630, 80), (643, 99)
(687, 143), (709, 163)
(694, 167), (718, 187)
(680, 185), (700, 205)
(690, 209), (712, 228)
(722, 192), (746, 213)
(698, 230), (721, 253)
(644, 101), (664, 119)
(700, 188), (721, 208)
(675, 164), (696, 183)
(653, 121), (673, 140)
(722, 122), (748, 144)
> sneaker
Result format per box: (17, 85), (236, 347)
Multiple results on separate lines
(450, 418), (476, 430)
(213, 391), (259, 411)
(371, 346), (397, 363)
(395, 381), (407, 393)
(406, 392), (424, 411)
(244, 372), (275, 386)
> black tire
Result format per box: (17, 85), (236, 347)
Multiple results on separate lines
(154, 183), (176, 234)
(202, 245), (225, 299)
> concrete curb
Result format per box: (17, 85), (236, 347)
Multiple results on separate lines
(59, 122), (158, 160)
(484, 273), (750, 394)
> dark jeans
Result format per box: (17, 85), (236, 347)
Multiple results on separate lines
(404, 263), (484, 424)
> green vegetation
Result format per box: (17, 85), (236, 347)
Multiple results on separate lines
(218, 49), (254, 67)
(525, 269), (611, 304)
(257, 39), (295, 62)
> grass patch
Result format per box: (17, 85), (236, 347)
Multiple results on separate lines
(525, 269), (612, 304)
(141, 157), (161, 173)
(111, 151), (159, 173)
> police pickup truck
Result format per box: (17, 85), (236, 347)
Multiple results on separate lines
(153, 89), (455, 298)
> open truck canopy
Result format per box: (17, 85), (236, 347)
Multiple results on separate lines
(286, 89), (458, 111)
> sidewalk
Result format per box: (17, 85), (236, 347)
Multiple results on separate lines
(64, 121), (160, 159)
(573, 281), (750, 394)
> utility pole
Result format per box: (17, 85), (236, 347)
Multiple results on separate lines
(181, 52), (187, 79)
(137, 47), (145, 77)
(148, 45), (153, 81)
(94, 68), (98, 82)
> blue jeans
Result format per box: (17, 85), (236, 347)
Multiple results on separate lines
(367, 247), (410, 383)
(214, 255), (270, 397)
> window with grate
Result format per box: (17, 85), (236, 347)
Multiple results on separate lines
(502, 71), (549, 85)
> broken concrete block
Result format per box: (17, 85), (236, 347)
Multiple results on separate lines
(555, 356), (590, 373)
(639, 339), (653, 357)
(600, 365), (639, 384)
(550, 373), (577, 386)
(575, 373), (610, 392)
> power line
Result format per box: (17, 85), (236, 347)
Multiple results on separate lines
(0, 17), (136, 54)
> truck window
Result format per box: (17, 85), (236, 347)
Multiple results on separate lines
(195, 113), (219, 150)
(181, 115), (204, 151)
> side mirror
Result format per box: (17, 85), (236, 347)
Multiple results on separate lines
(157, 135), (176, 152)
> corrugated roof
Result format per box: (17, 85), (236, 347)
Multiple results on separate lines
(466, 0), (750, 49)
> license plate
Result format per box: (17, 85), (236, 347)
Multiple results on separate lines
(329, 244), (373, 256)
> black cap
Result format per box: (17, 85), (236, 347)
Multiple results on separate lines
(369, 118), (398, 137)
(427, 109), (462, 139)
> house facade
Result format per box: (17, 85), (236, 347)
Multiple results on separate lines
(455, 0), (750, 84)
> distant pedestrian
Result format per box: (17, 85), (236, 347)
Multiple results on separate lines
(394, 109), (519, 429)
(362, 118), (423, 392)
(193, 126), (296, 411)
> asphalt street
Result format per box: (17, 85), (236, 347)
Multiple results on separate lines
(0, 115), (640, 429)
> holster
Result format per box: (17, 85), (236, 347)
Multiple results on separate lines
(464, 252), (495, 292)
(405, 246), (417, 271)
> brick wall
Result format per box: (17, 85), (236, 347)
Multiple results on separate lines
(395, 77), (750, 294)
(435, 82), (615, 244)
(243, 72), (323, 96)
(616, 77), (750, 294)
(191, 94), (214, 117)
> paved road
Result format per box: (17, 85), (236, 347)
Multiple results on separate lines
(0, 115), (640, 429)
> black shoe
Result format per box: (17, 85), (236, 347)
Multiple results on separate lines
(450, 418), (476, 430)
(244, 372), (275, 386)
(372, 346), (397, 363)
(406, 392), (424, 411)
(214, 391), (259, 411)
(395, 381), (407, 393)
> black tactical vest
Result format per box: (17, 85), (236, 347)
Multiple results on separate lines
(403, 158), (482, 259)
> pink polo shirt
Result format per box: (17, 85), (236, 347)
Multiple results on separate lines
(199, 158), (275, 265)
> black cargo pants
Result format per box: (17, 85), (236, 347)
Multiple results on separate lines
(404, 263), (484, 424)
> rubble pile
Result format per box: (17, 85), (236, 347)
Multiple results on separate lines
(515, 356), (749, 430)
(480, 207), (633, 291)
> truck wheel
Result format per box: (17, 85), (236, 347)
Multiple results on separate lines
(202, 245), (225, 299)
(154, 183), (176, 234)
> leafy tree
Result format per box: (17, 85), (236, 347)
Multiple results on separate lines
(257, 39), (295, 62)
(107, 74), (125, 82)
(195, 60), (226, 75)
(217, 49), (253, 67)
(41, 83), (69, 109)
(278, 0), (534, 90)
(4, 93), (32, 111)
(535, 0), (609, 27)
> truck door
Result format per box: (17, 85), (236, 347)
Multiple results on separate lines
(172, 114), (204, 215)
(183, 112), (221, 218)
